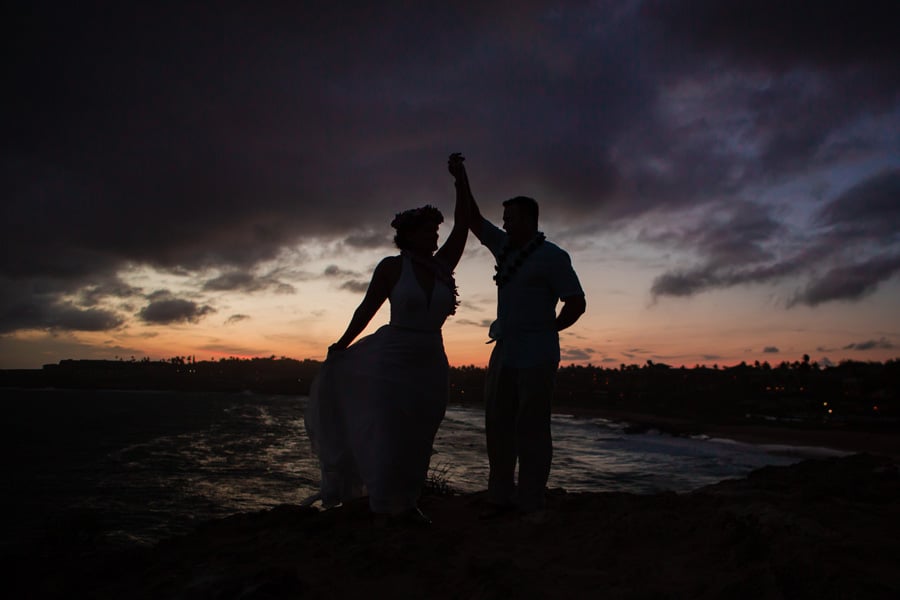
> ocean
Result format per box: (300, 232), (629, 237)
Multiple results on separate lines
(1, 388), (846, 553)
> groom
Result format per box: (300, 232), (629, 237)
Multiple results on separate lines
(451, 155), (586, 516)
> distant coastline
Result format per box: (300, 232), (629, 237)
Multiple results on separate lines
(3, 356), (898, 459)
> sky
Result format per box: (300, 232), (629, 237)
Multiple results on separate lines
(3, 0), (899, 370)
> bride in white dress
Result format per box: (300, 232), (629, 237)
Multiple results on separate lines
(306, 154), (470, 523)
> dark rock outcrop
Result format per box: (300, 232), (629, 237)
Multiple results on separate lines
(19, 454), (900, 599)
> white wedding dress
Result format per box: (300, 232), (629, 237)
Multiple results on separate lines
(305, 254), (453, 513)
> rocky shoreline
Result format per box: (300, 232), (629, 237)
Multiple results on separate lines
(558, 406), (900, 460)
(18, 453), (900, 599)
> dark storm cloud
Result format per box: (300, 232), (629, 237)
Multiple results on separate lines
(324, 264), (370, 294)
(138, 292), (215, 325)
(6, 2), (423, 277)
(790, 170), (900, 305)
(652, 169), (900, 305)
(5, 1), (899, 336)
(76, 276), (143, 308)
(648, 201), (795, 298)
(0, 302), (121, 334)
(843, 337), (895, 351)
(647, 0), (899, 71)
(644, 0), (900, 182)
(817, 168), (900, 238)
(0, 297), (123, 334)
(789, 255), (900, 307)
(455, 318), (495, 328)
(4, 2), (654, 283)
(323, 265), (359, 278)
(561, 347), (594, 361)
(203, 271), (295, 294)
(0, 278), (125, 333)
(339, 280), (370, 294)
(48, 306), (122, 331)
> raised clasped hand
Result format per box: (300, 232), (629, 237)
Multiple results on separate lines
(447, 152), (466, 178)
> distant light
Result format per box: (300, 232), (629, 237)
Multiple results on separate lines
(873, 405), (879, 411)
(828, 409), (833, 414)
(823, 402), (828, 406)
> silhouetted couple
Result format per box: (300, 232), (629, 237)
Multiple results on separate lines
(306, 154), (585, 524)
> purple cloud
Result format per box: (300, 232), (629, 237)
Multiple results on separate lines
(138, 293), (215, 325)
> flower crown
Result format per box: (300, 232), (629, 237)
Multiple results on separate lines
(390, 205), (444, 230)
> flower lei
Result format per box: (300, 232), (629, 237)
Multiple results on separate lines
(401, 250), (460, 315)
(391, 205), (444, 230)
(493, 232), (546, 288)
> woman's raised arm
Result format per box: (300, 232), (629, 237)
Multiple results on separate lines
(435, 153), (471, 270)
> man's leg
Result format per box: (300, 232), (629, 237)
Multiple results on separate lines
(513, 364), (557, 512)
(484, 345), (517, 506)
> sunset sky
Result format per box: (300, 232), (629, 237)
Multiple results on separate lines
(4, 1), (899, 370)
